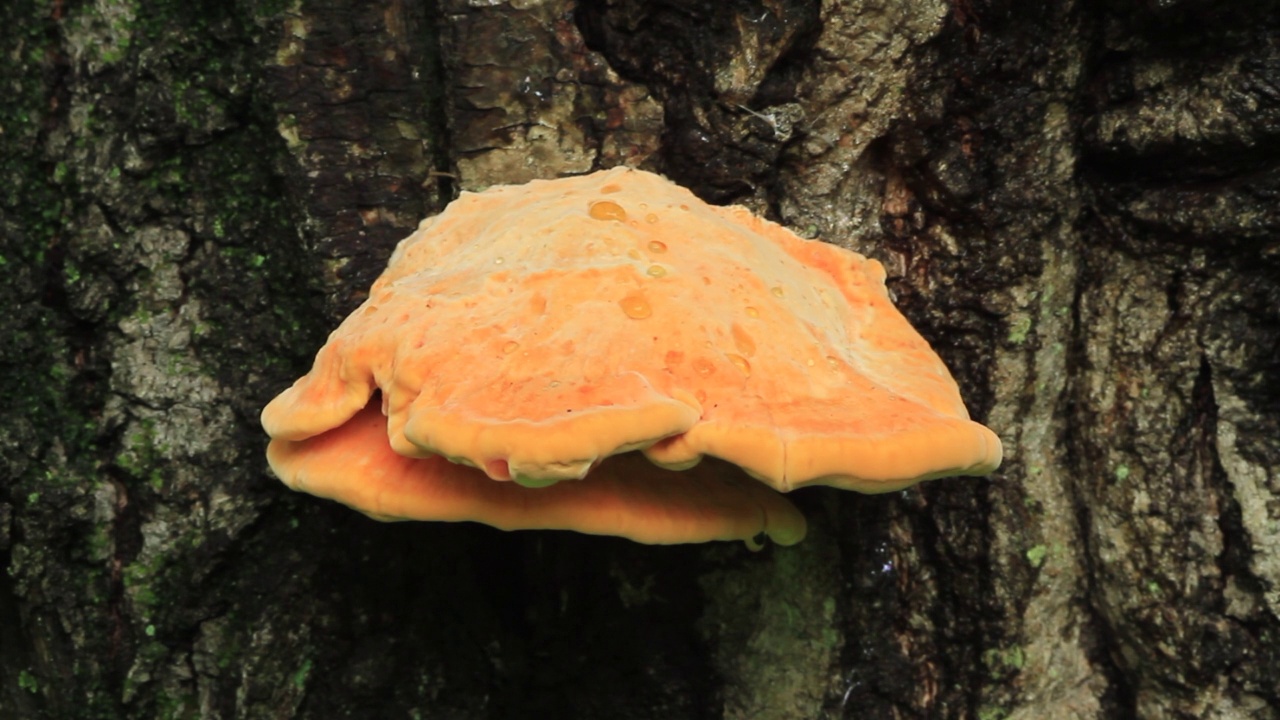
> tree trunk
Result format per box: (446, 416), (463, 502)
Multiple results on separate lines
(3, 0), (1278, 718)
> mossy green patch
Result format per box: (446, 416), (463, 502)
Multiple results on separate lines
(18, 669), (39, 694)
(116, 418), (169, 492)
(1025, 544), (1048, 567)
(977, 705), (1009, 720)
(982, 643), (1026, 683)
(292, 657), (313, 690)
(1007, 314), (1033, 345)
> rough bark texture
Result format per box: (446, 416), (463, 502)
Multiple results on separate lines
(2, 0), (1278, 718)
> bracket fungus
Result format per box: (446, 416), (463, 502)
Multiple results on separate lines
(262, 167), (1002, 547)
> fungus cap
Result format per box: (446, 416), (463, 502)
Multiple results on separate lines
(262, 167), (1002, 543)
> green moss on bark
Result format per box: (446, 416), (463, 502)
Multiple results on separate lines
(1, 1), (324, 718)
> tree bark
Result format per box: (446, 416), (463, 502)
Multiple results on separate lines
(2, 0), (1278, 718)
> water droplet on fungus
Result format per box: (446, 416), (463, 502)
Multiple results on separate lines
(648, 240), (667, 253)
(731, 324), (756, 357)
(503, 341), (520, 354)
(727, 353), (752, 376)
(619, 293), (652, 319)
(646, 265), (667, 278)
(589, 200), (627, 222)
(694, 357), (716, 377)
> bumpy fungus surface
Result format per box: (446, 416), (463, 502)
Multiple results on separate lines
(263, 167), (1002, 545)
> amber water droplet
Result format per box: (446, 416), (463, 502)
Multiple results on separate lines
(627, 248), (643, 260)
(695, 389), (708, 404)
(727, 353), (752, 376)
(601, 183), (622, 194)
(693, 357), (716, 377)
(731, 324), (756, 357)
(589, 200), (627, 222)
(745, 306), (759, 318)
(548, 380), (561, 388)
(647, 240), (667, 253)
(826, 355), (840, 369)
(771, 286), (786, 298)
(503, 341), (520, 354)
(645, 213), (659, 224)
(619, 293), (652, 319)
(494, 256), (505, 265)
(646, 265), (667, 278)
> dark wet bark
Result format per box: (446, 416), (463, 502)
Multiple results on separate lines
(2, 0), (1278, 718)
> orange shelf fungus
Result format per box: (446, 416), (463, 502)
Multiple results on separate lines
(262, 167), (1002, 546)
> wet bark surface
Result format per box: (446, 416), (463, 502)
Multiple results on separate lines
(2, 0), (1278, 718)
